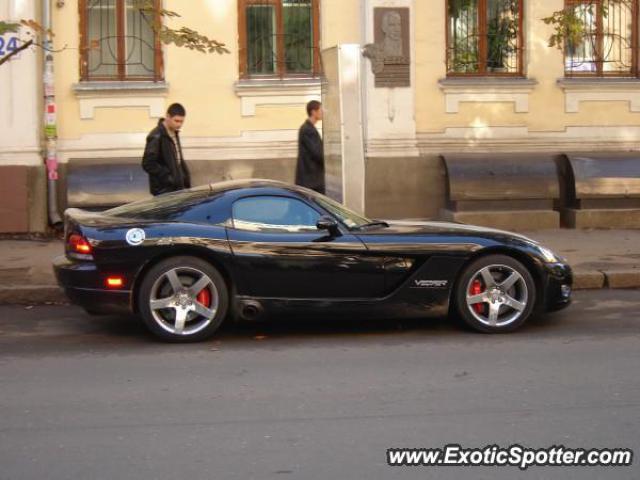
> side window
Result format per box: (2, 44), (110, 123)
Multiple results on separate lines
(232, 196), (321, 233)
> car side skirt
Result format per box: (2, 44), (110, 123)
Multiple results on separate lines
(234, 256), (469, 320)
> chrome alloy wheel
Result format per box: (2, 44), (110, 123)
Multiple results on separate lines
(149, 267), (219, 336)
(465, 264), (528, 328)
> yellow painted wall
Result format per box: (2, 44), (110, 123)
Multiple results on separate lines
(51, 0), (640, 142)
(415, 0), (640, 133)
(320, 0), (361, 47)
(52, 0), (314, 141)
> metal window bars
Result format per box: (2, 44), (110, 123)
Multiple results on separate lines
(239, 0), (321, 79)
(446, 0), (524, 76)
(81, 0), (162, 81)
(565, 0), (638, 77)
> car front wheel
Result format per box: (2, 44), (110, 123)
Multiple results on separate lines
(455, 254), (536, 333)
(137, 256), (229, 342)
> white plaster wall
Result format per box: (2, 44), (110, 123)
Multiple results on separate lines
(0, 0), (41, 166)
(361, 0), (417, 155)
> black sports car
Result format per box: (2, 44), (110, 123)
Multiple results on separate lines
(54, 180), (572, 342)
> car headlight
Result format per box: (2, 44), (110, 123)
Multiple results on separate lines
(538, 245), (561, 263)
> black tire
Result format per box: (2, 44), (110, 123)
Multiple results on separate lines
(137, 256), (229, 342)
(454, 254), (536, 333)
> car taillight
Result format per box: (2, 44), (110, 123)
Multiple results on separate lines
(68, 233), (93, 257)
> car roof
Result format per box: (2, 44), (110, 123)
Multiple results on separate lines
(207, 179), (314, 197)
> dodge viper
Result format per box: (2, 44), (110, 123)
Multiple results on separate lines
(54, 179), (572, 342)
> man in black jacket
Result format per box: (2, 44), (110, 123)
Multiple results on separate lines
(142, 103), (191, 196)
(295, 100), (325, 194)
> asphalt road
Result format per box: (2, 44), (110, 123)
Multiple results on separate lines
(1, 290), (639, 480)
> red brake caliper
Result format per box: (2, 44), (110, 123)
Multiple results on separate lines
(469, 279), (485, 315)
(196, 288), (211, 307)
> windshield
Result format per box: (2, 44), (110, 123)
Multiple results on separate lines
(314, 195), (372, 229)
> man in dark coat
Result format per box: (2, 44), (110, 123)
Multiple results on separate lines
(295, 100), (325, 194)
(142, 103), (191, 196)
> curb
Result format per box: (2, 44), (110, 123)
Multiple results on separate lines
(0, 271), (638, 305)
(573, 270), (640, 290)
(0, 286), (68, 305)
(573, 271), (605, 290)
(604, 270), (640, 289)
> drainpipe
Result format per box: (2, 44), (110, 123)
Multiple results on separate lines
(42, 0), (62, 226)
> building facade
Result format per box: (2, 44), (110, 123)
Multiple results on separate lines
(1, 0), (639, 232)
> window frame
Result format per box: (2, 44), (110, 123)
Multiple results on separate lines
(238, 0), (321, 79)
(445, 0), (525, 77)
(230, 195), (324, 233)
(564, 0), (639, 78)
(79, 0), (164, 82)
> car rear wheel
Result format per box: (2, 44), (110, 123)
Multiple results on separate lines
(138, 256), (228, 342)
(454, 254), (535, 333)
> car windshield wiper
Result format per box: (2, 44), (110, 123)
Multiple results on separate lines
(356, 221), (389, 230)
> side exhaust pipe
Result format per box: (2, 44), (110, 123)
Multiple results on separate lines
(237, 300), (264, 322)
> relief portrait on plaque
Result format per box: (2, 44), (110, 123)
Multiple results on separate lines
(382, 10), (403, 58)
(363, 7), (410, 88)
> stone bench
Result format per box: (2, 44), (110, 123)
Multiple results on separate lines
(439, 153), (561, 230)
(560, 153), (640, 228)
(66, 157), (150, 209)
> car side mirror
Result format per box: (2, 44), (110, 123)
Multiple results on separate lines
(316, 216), (340, 236)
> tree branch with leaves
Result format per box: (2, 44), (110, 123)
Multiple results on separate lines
(0, 1), (228, 67)
(133, 0), (230, 54)
(0, 19), (57, 66)
(542, 0), (624, 50)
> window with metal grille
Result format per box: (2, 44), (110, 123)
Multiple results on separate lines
(79, 0), (163, 81)
(238, 0), (321, 78)
(446, 0), (524, 76)
(565, 0), (639, 77)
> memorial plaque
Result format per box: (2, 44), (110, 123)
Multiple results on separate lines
(363, 7), (410, 88)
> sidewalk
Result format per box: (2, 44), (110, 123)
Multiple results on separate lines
(0, 229), (639, 304)
(521, 230), (640, 290)
(0, 239), (65, 304)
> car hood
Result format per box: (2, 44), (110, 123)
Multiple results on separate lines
(378, 220), (540, 245)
